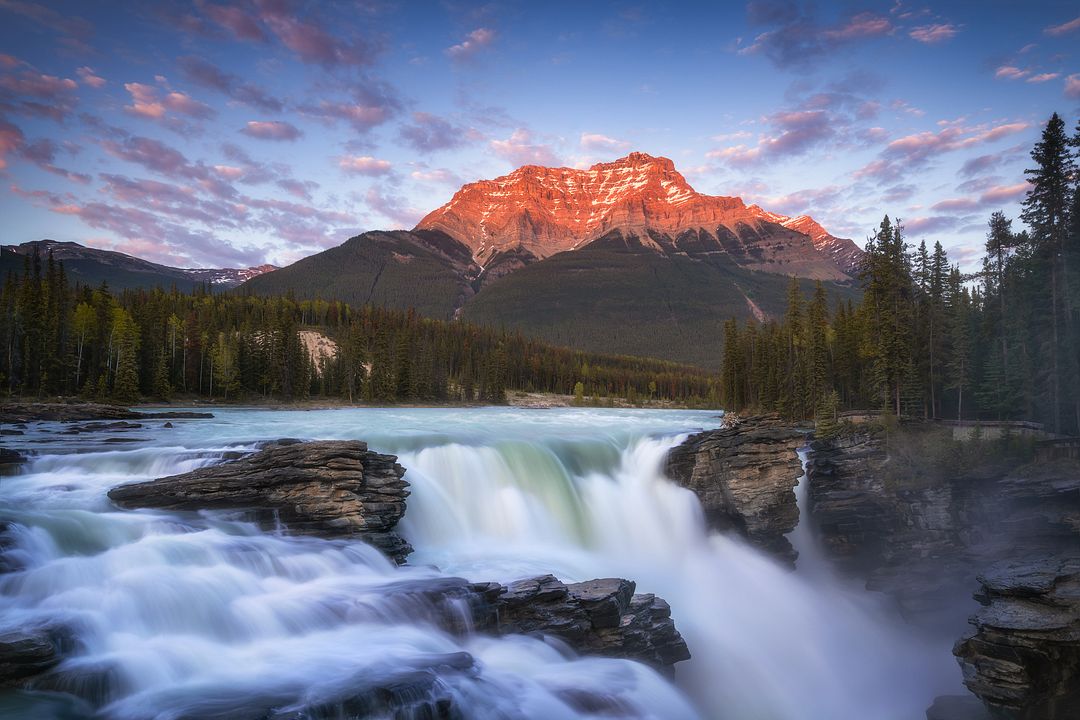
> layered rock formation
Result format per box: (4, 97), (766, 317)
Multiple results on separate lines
(108, 440), (412, 562)
(806, 423), (1080, 717)
(955, 557), (1080, 719)
(416, 152), (861, 280)
(469, 575), (690, 673)
(665, 414), (804, 563)
(0, 626), (67, 686)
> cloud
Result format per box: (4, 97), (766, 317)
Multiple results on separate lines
(200, 2), (267, 42)
(1027, 73), (1060, 83)
(856, 121), (1030, 180)
(0, 117), (22, 169)
(17, 136), (90, 183)
(178, 56), (283, 112)
(364, 186), (422, 227)
(75, 66), (106, 88)
(1067, 74), (1080, 99)
(123, 82), (215, 121)
(339, 155), (392, 175)
(580, 132), (631, 152)
(909, 23), (958, 43)
(410, 168), (462, 185)
(398, 111), (476, 152)
(738, 4), (892, 68)
(905, 215), (962, 235)
(276, 178), (319, 201)
(490, 128), (560, 167)
(0, 59), (79, 120)
(995, 66), (1028, 80)
(447, 28), (495, 60)
(1045, 15), (1080, 36)
(240, 120), (302, 141)
(300, 78), (402, 133)
(708, 109), (833, 166)
(980, 182), (1030, 204)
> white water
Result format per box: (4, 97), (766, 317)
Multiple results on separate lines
(0, 408), (958, 719)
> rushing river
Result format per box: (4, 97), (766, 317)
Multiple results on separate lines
(0, 407), (960, 719)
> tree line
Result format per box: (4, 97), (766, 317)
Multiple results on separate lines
(0, 258), (720, 406)
(720, 111), (1080, 434)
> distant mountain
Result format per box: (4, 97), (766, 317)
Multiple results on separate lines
(416, 151), (862, 281)
(0, 240), (276, 291)
(244, 153), (864, 368)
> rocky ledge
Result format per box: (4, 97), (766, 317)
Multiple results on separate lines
(0, 402), (212, 424)
(108, 439), (411, 562)
(954, 557), (1080, 720)
(666, 414), (804, 563)
(470, 574), (690, 673)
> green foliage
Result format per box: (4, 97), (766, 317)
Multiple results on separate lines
(717, 110), (1080, 434)
(0, 251), (719, 406)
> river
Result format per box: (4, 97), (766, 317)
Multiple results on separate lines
(0, 407), (960, 719)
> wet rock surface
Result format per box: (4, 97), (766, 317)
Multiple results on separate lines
(107, 440), (412, 563)
(469, 574), (690, 673)
(666, 414), (804, 563)
(954, 557), (1080, 720)
(0, 627), (67, 686)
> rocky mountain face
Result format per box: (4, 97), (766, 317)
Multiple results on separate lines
(416, 152), (862, 281)
(806, 426), (1080, 719)
(1, 240), (276, 290)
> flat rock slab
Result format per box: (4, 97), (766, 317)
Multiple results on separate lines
(0, 403), (213, 423)
(107, 439), (412, 563)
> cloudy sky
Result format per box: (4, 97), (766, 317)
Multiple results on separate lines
(1, 0), (1079, 270)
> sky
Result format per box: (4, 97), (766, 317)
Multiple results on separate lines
(1, 0), (1079, 271)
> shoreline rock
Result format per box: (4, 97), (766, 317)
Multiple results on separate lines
(107, 440), (412, 563)
(665, 414), (804, 564)
(0, 402), (212, 424)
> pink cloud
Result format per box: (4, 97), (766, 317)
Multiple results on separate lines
(708, 109), (833, 166)
(909, 23), (959, 43)
(76, 66), (106, 88)
(338, 155), (392, 175)
(410, 168), (461, 185)
(490, 129), (560, 167)
(201, 3), (267, 41)
(447, 28), (495, 60)
(0, 118), (24, 169)
(240, 120), (302, 141)
(178, 56), (282, 112)
(980, 182), (1030, 204)
(364, 186), (422, 227)
(255, 2), (377, 67)
(580, 132), (631, 152)
(995, 66), (1028, 80)
(822, 13), (891, 41)
(1066, 74), (1080, 99)
(1027, 73), (1060, 83)
(0, 69), (77, 97)
(124, 82), (214, 121)
(1045, 15), (1080, 36)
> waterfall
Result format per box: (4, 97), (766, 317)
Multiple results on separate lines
(0, 408), (959, 719)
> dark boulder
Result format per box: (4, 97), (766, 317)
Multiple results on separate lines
(108, 440), (411, 563)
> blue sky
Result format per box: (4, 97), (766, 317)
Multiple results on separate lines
(1, 0), (1079, 270)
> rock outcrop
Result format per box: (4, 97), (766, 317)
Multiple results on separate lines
(666, 414), (804, 563)
(954, 557), (1080, 719)
(108, 440), (411, 562)
(807, 423), (1080, 718)
(0, 627), (66, 686)
(468, 574), (690, 673)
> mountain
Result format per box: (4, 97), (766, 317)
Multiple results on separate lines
(416, 151), (862, 281)
(244, 153), (865, 366)
(1, 240), (277, 291)
(242, 230), (479, 319)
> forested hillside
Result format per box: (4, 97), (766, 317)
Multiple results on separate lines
(721, 112), (1080, 435)
(0, 252), (718, 406)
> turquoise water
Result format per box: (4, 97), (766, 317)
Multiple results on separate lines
(0, 407), (957, 719)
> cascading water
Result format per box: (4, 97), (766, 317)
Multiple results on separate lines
(0, 408), (959, 719)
